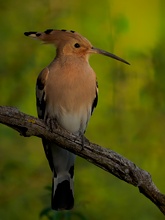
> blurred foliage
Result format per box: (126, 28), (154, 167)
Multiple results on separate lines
(0, 0), (165, 219)
(40, 207), (88, 220)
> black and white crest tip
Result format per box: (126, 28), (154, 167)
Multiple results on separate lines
(24, 31), (37, 36)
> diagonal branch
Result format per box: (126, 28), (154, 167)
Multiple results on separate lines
(0, 105), (165, 215)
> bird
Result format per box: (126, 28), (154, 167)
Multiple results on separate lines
(24, 29), (129, 211)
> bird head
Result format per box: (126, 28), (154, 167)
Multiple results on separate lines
(24, 29), (129, 64)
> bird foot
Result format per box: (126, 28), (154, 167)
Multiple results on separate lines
(46, 118), (59, 132)
(80, 134), (90, 150)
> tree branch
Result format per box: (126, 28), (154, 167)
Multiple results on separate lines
(0, 105), (165, 215)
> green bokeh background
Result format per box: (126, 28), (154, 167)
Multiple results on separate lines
(0, 0), (165, 219)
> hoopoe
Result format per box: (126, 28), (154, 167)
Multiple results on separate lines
(24, 29), (129, 211)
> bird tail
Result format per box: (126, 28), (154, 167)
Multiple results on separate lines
(51, 172), (74, 210)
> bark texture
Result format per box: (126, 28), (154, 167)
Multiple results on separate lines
(0, 105), (165, 215)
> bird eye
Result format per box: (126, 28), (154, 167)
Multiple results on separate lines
(74, 43), (80, 48)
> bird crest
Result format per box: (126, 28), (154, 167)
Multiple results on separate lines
(24, 29), (90, 46)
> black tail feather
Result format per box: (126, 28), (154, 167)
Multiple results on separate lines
(52, 180), (74, 210)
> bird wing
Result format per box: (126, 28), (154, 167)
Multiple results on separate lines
(91, 81), (98, 114)
(36, 67), (54, 171)
(36, 67), (48, 119)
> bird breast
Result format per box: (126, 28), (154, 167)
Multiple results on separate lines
(45, 59), (96, 134)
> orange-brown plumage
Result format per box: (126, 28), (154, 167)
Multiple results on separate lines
(45, 58), (96, 132)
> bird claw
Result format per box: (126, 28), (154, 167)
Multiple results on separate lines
(46, 118), (59, 132)
(80, 134), (89, 150)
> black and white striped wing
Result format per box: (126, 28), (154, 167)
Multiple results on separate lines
(36, 67), (54, 171)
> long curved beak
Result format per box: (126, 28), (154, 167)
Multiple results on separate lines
(91, 47), (130, 65)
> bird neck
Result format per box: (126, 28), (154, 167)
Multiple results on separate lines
(55, 53), (89, 66)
